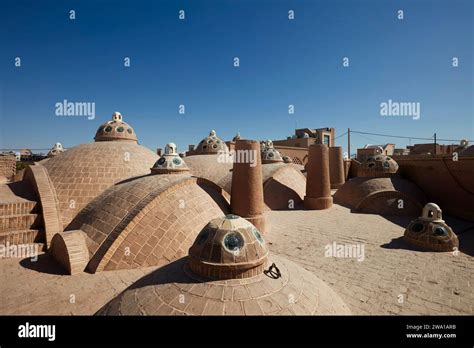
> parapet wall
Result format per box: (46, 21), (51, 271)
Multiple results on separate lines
(396, 156), (474, 222)
(0, 156), (16, 181)
(274, 145), (309, 165)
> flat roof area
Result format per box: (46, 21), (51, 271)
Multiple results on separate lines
(0, 204), (472, 315)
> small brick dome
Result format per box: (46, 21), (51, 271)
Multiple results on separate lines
(47, 142), (65, 158)
(358, 154), (399, 177)
(151, 143), (190, 174)
(188, 215), (268, 280)
(94, 112), (137, 142)
(195, 130), (229, 154)
(404, 203), (459, 252)
(261, 140), (283, 164)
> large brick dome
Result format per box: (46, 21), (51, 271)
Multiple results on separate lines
(96, 216), (351, 316)
(334, 176), (427, 216)
(185, 154), (233, 187)
(66, 173), (230, 273)
(41, 139), (158, 229)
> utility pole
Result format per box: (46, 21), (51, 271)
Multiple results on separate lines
(347, 128), (351, 159)
(434, 133), (437, 156)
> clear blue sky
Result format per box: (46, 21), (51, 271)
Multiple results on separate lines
(1, 0), (472, 155)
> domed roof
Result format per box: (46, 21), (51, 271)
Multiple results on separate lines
(66, 174), (230, 273)
(185, 154), (233, 185)
(358, 154), (399, 177)
(47, 142), (65, 158)
(261, 140), (283, 164)
(188, 215), (268, 279)
(151, 143), (190, 174)
(41, 141), (158, 228)
(94, 112), (137, 142)
(404, 203), (459, 252)
(459, 145), (474, 157)
(96, 215), (351, 315)
(194, 130), (229, 155)
(186, 157), (306, 210)
(334, 177), (426, 216)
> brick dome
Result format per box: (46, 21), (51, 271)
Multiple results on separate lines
(94, 112), (137, 142)
(47, 143), (65, 158)
(186, 154), (305, 211)
(194, 130), (229, 155)
(96, 216), (351, 316)
(218, 163), (307, 210)
(334, 177), (427, 216)
(261, 140), (283, 164)
(403, 203), (459, 252)
(41, 141), (158, 228)
(67, 173), (230, 273)
(185, 154), (233, 188)
(358, 154), (399, 177)
(188, 215), (268, 279)
(151, 143), (190, 174)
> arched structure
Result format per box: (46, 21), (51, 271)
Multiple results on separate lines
(334, 177), (427, 216)
(66, 173), (230, 273)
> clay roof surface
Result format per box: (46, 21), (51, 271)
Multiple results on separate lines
(42, 141), (158, 228)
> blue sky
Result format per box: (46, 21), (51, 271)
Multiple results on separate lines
(1, 0), (472, 155)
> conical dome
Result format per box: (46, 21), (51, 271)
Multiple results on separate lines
(94, 112), (138, 142)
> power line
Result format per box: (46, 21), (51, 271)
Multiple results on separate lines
(351, 130), (472, 143)
(354, 132), (380, 144)
(1, 129), (471, 152)
(334, 131), (348, 140)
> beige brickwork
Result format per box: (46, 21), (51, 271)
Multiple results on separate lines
(67, 174), (230, 273)
(42, 141), (158, 228)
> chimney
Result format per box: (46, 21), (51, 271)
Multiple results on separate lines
(230, 140), (267, 233)
(304, 144), (333, 210)
(329, 146), (345, 189)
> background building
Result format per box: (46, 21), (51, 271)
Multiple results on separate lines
(356, 144), (395, 162)
(273, 128), (335, 165)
